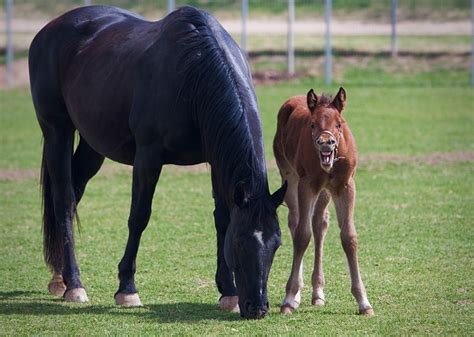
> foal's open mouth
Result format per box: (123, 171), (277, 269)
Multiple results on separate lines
(319, 150), (335, 168)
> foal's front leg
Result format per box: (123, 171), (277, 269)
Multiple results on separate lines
(311, 189), (331, 306)
(333, 178), (374, 315)
(115, 146), (162, 306)
(281, 178), (317, 314)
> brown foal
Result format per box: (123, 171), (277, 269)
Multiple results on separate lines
(273, 87), (374, 316)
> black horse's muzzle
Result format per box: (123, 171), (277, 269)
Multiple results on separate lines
(241, 299), (269, 319)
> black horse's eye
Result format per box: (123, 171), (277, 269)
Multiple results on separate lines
(310, 124), (314, 129)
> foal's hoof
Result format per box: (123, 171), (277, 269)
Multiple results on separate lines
(115, 293), (143, 307)
(48, 273), (66, 297)
(359, 307), (375, 316)
(311, 297), (325, 306)
(219, 296), (239, 313)
(280, 304), (295, 315)
(64, 288), (89, 303)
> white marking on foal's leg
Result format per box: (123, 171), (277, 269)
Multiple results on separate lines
(253, 230), (264, 246)
(356, 290), (374, 316)
(281, 263), (303, 310)
(312, 287), (325, 306)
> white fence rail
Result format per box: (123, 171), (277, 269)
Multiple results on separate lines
(3, 0), (473, 88)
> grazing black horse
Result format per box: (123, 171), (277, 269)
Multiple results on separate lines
(29, 5), (287, 319)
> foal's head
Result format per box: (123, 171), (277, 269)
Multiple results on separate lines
(225, 182), (287, 319)
(307, 87), (347, 173)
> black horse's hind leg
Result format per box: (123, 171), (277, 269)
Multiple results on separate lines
(212, 173), (238, 312)
(115, 146), (162, 306)
(48, 137), (104, 297)
(43, 129), (88, 302)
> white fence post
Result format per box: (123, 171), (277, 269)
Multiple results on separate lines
(287, 0), (295, 75)
(5, 0), (14, 88)
(84, 0), (91, 6)
(167, 0), (175, 14)
(241, 0), (248, 53)
(391, 0), (398, 58)
(324, 0), (332, 85)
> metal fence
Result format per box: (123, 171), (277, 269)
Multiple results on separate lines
(2, 0), (473, 88)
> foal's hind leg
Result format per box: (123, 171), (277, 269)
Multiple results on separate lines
(311, 189), (331, 306)
(333, 178), (373, 316)
(115, 145), (162, 307)
(47, 137), (104, 297)
(281, 177), (317, 314)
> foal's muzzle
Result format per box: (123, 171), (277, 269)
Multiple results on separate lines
(314, 131), (338, 172)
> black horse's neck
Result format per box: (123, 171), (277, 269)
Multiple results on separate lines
(173, 7), (269, 207)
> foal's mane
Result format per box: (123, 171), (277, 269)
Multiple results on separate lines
(170, 7), (269, 207)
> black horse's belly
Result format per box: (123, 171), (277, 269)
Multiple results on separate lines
(65, 93), (137, 165)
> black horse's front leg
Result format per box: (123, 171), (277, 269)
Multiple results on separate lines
(213, 191), (238, 312)
(115, 146), (162, 306)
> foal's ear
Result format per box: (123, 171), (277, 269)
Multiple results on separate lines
(307, 89), (318, 112)
(271, 181), (288, 208)
(234, 182), (250, 209)
(332, 87), (346, 113)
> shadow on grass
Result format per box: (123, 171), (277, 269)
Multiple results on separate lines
(0, 291), (241, 322)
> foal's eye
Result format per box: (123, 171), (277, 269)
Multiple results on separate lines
(310, 124), (314, 129)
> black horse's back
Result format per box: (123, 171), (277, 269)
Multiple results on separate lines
(29, 5), (254, 166)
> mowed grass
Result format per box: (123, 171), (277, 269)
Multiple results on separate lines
(0, 77), (473, 335)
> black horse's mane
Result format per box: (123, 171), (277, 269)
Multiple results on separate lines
(170, 7), (269, 208)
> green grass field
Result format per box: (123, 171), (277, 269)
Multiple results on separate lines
(0, 72), (473, 335)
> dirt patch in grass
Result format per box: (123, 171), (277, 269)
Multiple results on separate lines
(2, 151), (473, 182)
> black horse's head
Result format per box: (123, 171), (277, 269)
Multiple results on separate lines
(224, 181), (287, 319)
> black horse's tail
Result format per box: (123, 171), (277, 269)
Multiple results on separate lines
(40, 144), (63, 271)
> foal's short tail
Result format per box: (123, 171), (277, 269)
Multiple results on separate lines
(40, 142), (79, 271)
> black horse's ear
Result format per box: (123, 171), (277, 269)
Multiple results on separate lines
(332, 87), (346, 113)
(234, 183), (250, 209)
(307, 89), (318, 112)
(271, 181), (288, 208)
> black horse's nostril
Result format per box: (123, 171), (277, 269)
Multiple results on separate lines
(329, 139), (336, 145)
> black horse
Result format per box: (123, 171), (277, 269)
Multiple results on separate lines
(29, 6), (287, 319)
